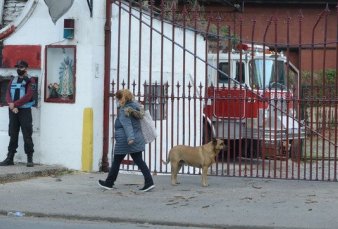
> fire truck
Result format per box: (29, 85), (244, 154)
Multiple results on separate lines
(203, 44), (305, 159)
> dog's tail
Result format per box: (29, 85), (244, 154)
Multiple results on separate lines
(162, 159), (170, 165)
(162, 153), (170, 165)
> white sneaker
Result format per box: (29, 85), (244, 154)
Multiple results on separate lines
(98, 180), (114, 190)
(139, 184), (155, 192)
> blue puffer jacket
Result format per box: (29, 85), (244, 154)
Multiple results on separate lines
(113, 100), (145, 155)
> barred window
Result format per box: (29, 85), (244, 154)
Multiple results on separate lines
(218, 62), (229, 84)
(144, 84), (168, 121)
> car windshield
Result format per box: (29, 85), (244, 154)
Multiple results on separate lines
(250, 59), (287, 90)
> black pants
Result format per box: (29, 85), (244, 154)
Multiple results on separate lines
(8, 108), (34, 156)
(106, 151), (153, 186)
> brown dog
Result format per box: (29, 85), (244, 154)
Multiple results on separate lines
(162, 139), (225, 187)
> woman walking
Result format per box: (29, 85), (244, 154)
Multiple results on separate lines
(98, 89), (155, 192)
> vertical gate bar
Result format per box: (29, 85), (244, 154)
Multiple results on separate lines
(182, 7), (188, 174)
(154, 78), (158, 173)
(127, 0), (132, 87)
(218, 14), (223, 176)
(263, 16), (273, 178)
(159, 0), (164, 173)
(176, 82), (180, 148)
(204, 17), (212, 172)
(315, 89), (319, 179)
(198, 83), (204, 156)
(213, 14), (224, 173)
(223, 19), (227, 176)
(298, 11), (304, 180)
(286, 16), (291, 179)
(166, 81), (170, 171)
(117, 0), (122, 89)
(328, 86), (333, 180)
(293, 12), (299, 179)
(188, 82), (193, 174)
(226, 18), (231, 176)
(138, 4), (143, 100)
(102, 0), (113, 172)
(125, 0), (133, 171)
(203, 17), (209, 145)
(170, 1), (175, 161)
(273, 16), (278, 179)
(310, 8), (324, 180)
(182, 7), (187, 148)
(238, 17), (243, 177)
(249, 19), (255, 177)
(193, 9), (198, 150)
(111, 80), (116, 169)
(249, 19), (256, 177)
(334, 3), (338, 181)
(148, 0), (154, 170)
(313, 9), (326, 180)
(321, 6), (329, 181)
(310, 15), (317, 180)
(220, 21), (226, 176)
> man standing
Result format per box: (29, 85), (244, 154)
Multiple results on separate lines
(0, 60), (36, 167)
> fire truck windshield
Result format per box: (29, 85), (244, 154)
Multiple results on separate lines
(250, 59), (287, 90)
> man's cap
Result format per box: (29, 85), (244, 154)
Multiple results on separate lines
(14, 60), (28, 68)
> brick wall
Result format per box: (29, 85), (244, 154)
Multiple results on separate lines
(1, 0), (28, 28)
(202, 3), (337, 71)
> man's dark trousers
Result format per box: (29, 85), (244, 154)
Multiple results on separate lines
(8, 108), (34, 157)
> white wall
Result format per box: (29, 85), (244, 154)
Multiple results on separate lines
(0, 0), (106, 170)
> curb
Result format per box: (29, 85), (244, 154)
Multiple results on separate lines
(0, 164), (70, 184)
(0, 211), (285, 229)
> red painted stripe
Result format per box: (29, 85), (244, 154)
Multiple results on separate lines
(0, 25), (15, 40)
(2, 45), (41, 69)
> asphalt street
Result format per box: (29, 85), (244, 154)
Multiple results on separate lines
(1, 164), (338, 229)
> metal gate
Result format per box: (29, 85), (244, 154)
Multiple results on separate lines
(106, 0), (338, 181)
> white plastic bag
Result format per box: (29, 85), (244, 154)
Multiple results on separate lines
(140, 110), (157, 143)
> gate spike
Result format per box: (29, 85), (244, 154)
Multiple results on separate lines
(182, 5), (188, 17)
(170, 0), (176, 11)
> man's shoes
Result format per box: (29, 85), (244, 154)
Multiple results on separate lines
(139, 183), (155, 192)
(0, 157), (14, 166)
(26, 156), (34, 167)
(98, 180), (114, 190)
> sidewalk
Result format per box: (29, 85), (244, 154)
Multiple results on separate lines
(1, 164), (338, 229)
(0, 163), (69, 184)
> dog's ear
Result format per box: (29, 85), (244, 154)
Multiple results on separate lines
(212, 138), (217, 145)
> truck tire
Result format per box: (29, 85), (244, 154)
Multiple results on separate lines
(243, 139), (259, 158)
(290, 139), (303, 161)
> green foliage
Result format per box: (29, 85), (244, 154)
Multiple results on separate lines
(301, 69), (337, 86)
(301, 69), (337, 106)
(324, 69), (336, 84)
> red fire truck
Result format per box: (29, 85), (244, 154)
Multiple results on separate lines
(203, 44), (305, 159)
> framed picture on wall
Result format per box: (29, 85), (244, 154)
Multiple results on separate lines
(44, 45), (76, 103)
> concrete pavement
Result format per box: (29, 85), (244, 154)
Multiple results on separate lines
(1, 164), (338, 229)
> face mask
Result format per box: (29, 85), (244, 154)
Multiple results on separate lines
(115, 101), (120, 108)
(17, 69), (26, 76)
